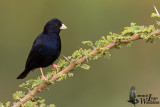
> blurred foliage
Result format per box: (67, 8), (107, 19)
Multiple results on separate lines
(0, 11), (159, 106)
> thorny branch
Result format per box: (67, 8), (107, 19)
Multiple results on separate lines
(12, 30), (160, 107)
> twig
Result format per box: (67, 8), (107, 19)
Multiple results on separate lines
(12, 30), (160, 107)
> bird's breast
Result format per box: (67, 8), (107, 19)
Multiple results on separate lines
(41, 36), (61, 56)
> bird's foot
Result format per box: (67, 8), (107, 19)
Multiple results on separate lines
(42, 75), (49, 80)
(40, 67), (48, 80)
(52, 64), (60, 73)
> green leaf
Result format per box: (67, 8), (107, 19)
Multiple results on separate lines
(0, 102), (4, 107)
(47, 80), (54, 84)
(68, 72), (74, 77)
(151, 13), (160, 18)
(5, 102), (11, 107)
(13, 91), (25, 100)
(82, 41), (93, 46)
(57, 74), (67, 81)
(47, 104), (56, 107)
(80, 64), (90, 70)
(31, 78), (44, 89)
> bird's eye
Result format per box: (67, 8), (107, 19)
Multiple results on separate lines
(55, 24), (58, 27)
(55, 23), (61, 28)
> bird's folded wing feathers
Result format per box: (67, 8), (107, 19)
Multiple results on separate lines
(25, 37), (43, 67)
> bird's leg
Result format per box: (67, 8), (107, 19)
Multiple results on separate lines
(52, 64), (60, 73)
(40, 67), (48, 80)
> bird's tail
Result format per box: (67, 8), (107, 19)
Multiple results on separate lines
(17, 69), (30, 79)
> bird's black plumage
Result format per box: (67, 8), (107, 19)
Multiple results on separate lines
(17, 18), (67, 79)
(128, 86), (139, 106)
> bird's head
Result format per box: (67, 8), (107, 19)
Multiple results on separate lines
(43, 18), (67, 34)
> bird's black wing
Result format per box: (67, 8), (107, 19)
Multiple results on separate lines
(17, 35), (43, 79)
(25, 35), (43, 69)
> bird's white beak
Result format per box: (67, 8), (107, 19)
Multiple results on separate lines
(60, 24), (67, 29)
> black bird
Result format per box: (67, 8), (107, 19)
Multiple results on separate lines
(128, 86), (139, 107)
(17, 18), (67, 79)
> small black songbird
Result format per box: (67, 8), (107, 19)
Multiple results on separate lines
(128, 86), (139, 107)
(17, 18), (67, 79)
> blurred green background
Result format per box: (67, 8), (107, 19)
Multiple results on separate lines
(0, 0), (160, 107)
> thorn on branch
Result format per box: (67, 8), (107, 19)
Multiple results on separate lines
(19, 99), (23, 106)
(62, 55), (70, 63)
(154, 5), (160, 16)
(20, 102), (23, 106)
